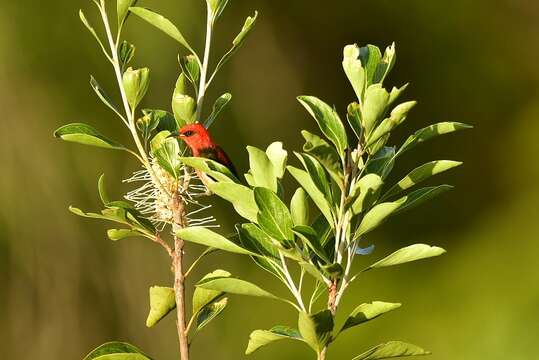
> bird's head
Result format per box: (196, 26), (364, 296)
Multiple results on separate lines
(172, 123), (213, 151)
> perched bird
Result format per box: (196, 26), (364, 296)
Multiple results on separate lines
(173, 123), (238, 177)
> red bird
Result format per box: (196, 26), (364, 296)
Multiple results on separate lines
(174, 123), (237, 177)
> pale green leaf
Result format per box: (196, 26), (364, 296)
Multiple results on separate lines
(205, 93), (232, 128)
(98, 174), (110, 205)
(146, 286), (176, 327)
(197, 277), (280, 300)
(266, 142), (288, 179)
(395, 185), (453, 214)
(118, 0), (138, 26)
(246, 326), (304, 355)
(350, 174), (384, 215)
(172, 73), (196, 127)
(208, 182), (258, 222)
(129, 7), (196, 55)
(373, 43), (396, 84)
(248, 146), (277, 192)
(254, 187), (294, 242)
(298, 310), (334, 353)
(352, 341), (430, 360)
(366, 101), (417, 151)
(363, 84), (390, 136)
(359, 44), (382, 86)
(355, 197), (406, 238)
(398, 122), (473, 156)
(290, 188), (309, 226)
(196, 297), (228, 332)
(341, 302), (401, 333)
(297, 96), (348, 156)
(107, 229), (142, 241)
(90, 76), (123, 119)
(177, 227), (254, 255)
(192, 270), (231, 317)
(179, 157), (237, 182)
(302, 130), (343, 185)
(288, 166), (334, 226)
(83, 342), (152, 360)
(122, 67), (150, 109)
(383, 161), (461, 200)
(153, 138), (181, 178)
(342, 44), (366, 101)
(369, 244), (446, 269)
(54, 123), (126, 150)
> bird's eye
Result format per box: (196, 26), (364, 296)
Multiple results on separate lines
(183, 130), (194, 137)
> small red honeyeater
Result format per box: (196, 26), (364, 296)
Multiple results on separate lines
(172, 123), (238, 177)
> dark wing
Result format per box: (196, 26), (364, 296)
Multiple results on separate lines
(198, 146), (238, 177)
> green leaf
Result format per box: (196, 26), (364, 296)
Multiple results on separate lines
(150, 130), (171, 154)
(145, 286), (176, 327)
(342, 44), (366, 101)
(192, 270), (231, 317)
(266, 142), (288, 179)
(395, 185), (453, 214)
(197, 276), (280, 300)
(122, 67), (150, 109)
(352, 341), (430, 360)
(302, 130), (343, 185)
(118, 0), (138, 26)
(293, 225), (330, 264)
(248, 146), (278, 192)
(171, 73), (196, 128)
(383, 161), (462, 200)
(69, 206), (128, 225)
(298, 310), (334, 353)
(341, 302), (401, 333)
(153, 138), (182, 178)
(350, 174), (384, 215)
(207, 0), (229, 21)
(287, 166), (334, 226)
(254, 187), (294, 242)
(54, 123), (126, 150)
(83, 342), (152, 360)
(238, 223), (278, 258)
(362, 84), (390, 137)
(346, 102), (363, 140)
(373, 43), (396, 85)
(179, 54), (200, 86)
(355, 197), (406, 238)
(208, 182), (258, 222)
(90, 76), (123, 119)
(366, 146), (395, 179)
(129, 7), (196, 55)
(295, 152), (333, 204)
(176, 227), (254, 255)
(119, 41), (136, 70)
(366, 101), (417, 152)
(359, 44), (382, 86)
(179, 156), (237, 182)
(79, 10), (109, 59)
(246, 326), (304, 355)
(297, 96), (348, 156)
(143, 109), (177, 133)
(98, 174), (110, 205)
(369, 244), (446, 269)
(212, 12), (258, 76)
(388, 84), (409, 107)
(290, 188), (310, 226)
(205, 93), (232, 128)
(398, 122), (473, 156)
(196, 297), (228, 331)
(107, 229), (143, 241)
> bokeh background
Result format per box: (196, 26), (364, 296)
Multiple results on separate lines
(1, 0), (538, 359)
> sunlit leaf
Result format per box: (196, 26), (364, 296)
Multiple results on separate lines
(153, 138), (181, 178)
(146, 286), (176, 327)
(129, 7), (197, 55)
(288, 166), (334, 226)
(362, 84), (390, 137)
(197, 276), (281, 300)
(176, 227), (254, 255)
(342, 44), (366, 101)
(298, 310), (334, 353)
(293, 225), (330, 264)
(248, 146), (278, 192)
(179, 156), (237, 182)
(205, 93), (232, 128)
(373, 43), (396, 84)
(340, 301), (401, 333)
(107, 229), (143, 241)
(246, 326), (304, 355)
(302, 130), (343, 185)
(350, 174), (383, 215)
(355, 197), (406, 238)
(54, 123), (126, 150)
(297, 96), (348, 157)
(290, 188), (310, 226)
(359, 44), (382, 86)
(395, 185), (453, 214)
(254, 187), (294, 242)
(83, 341), (152, 360)
(118, 0), (138, 26)
(172, 74), (196, 127)
(196, 297), (228, 331)
(79, 10), (109, 59)
(366, 101), (417, 153)
(352, 341), (430, 360)
(98, 174), (110, 205)
(90, 76), (123, 119)
(383, 161), (461, 200)
(397, 122), (473, 156)
(295, 152), (333, 204)
(369, 244), (446, 269)
(122, 67), (150, 109)
(192, 270), (231, 317)
(266, 142), (288, 179)
(346, 102), (363, 140)
(209, 182), (258, 222)
(179, 54), (200, 86)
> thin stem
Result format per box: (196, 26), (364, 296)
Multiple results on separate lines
(98, 2), (170, 198)
(195, 7), (213, 122)
(279, 252), (306, 312)
(173, 234), (190, 360)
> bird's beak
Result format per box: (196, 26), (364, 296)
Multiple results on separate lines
(169, 131), (180, 138)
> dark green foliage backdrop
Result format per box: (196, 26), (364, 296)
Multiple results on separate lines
(1, 0), (538, 359)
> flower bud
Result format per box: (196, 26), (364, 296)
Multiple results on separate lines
(123, 67), (150, 109)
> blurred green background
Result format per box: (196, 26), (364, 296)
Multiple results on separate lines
(1, 0), (538, 359)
